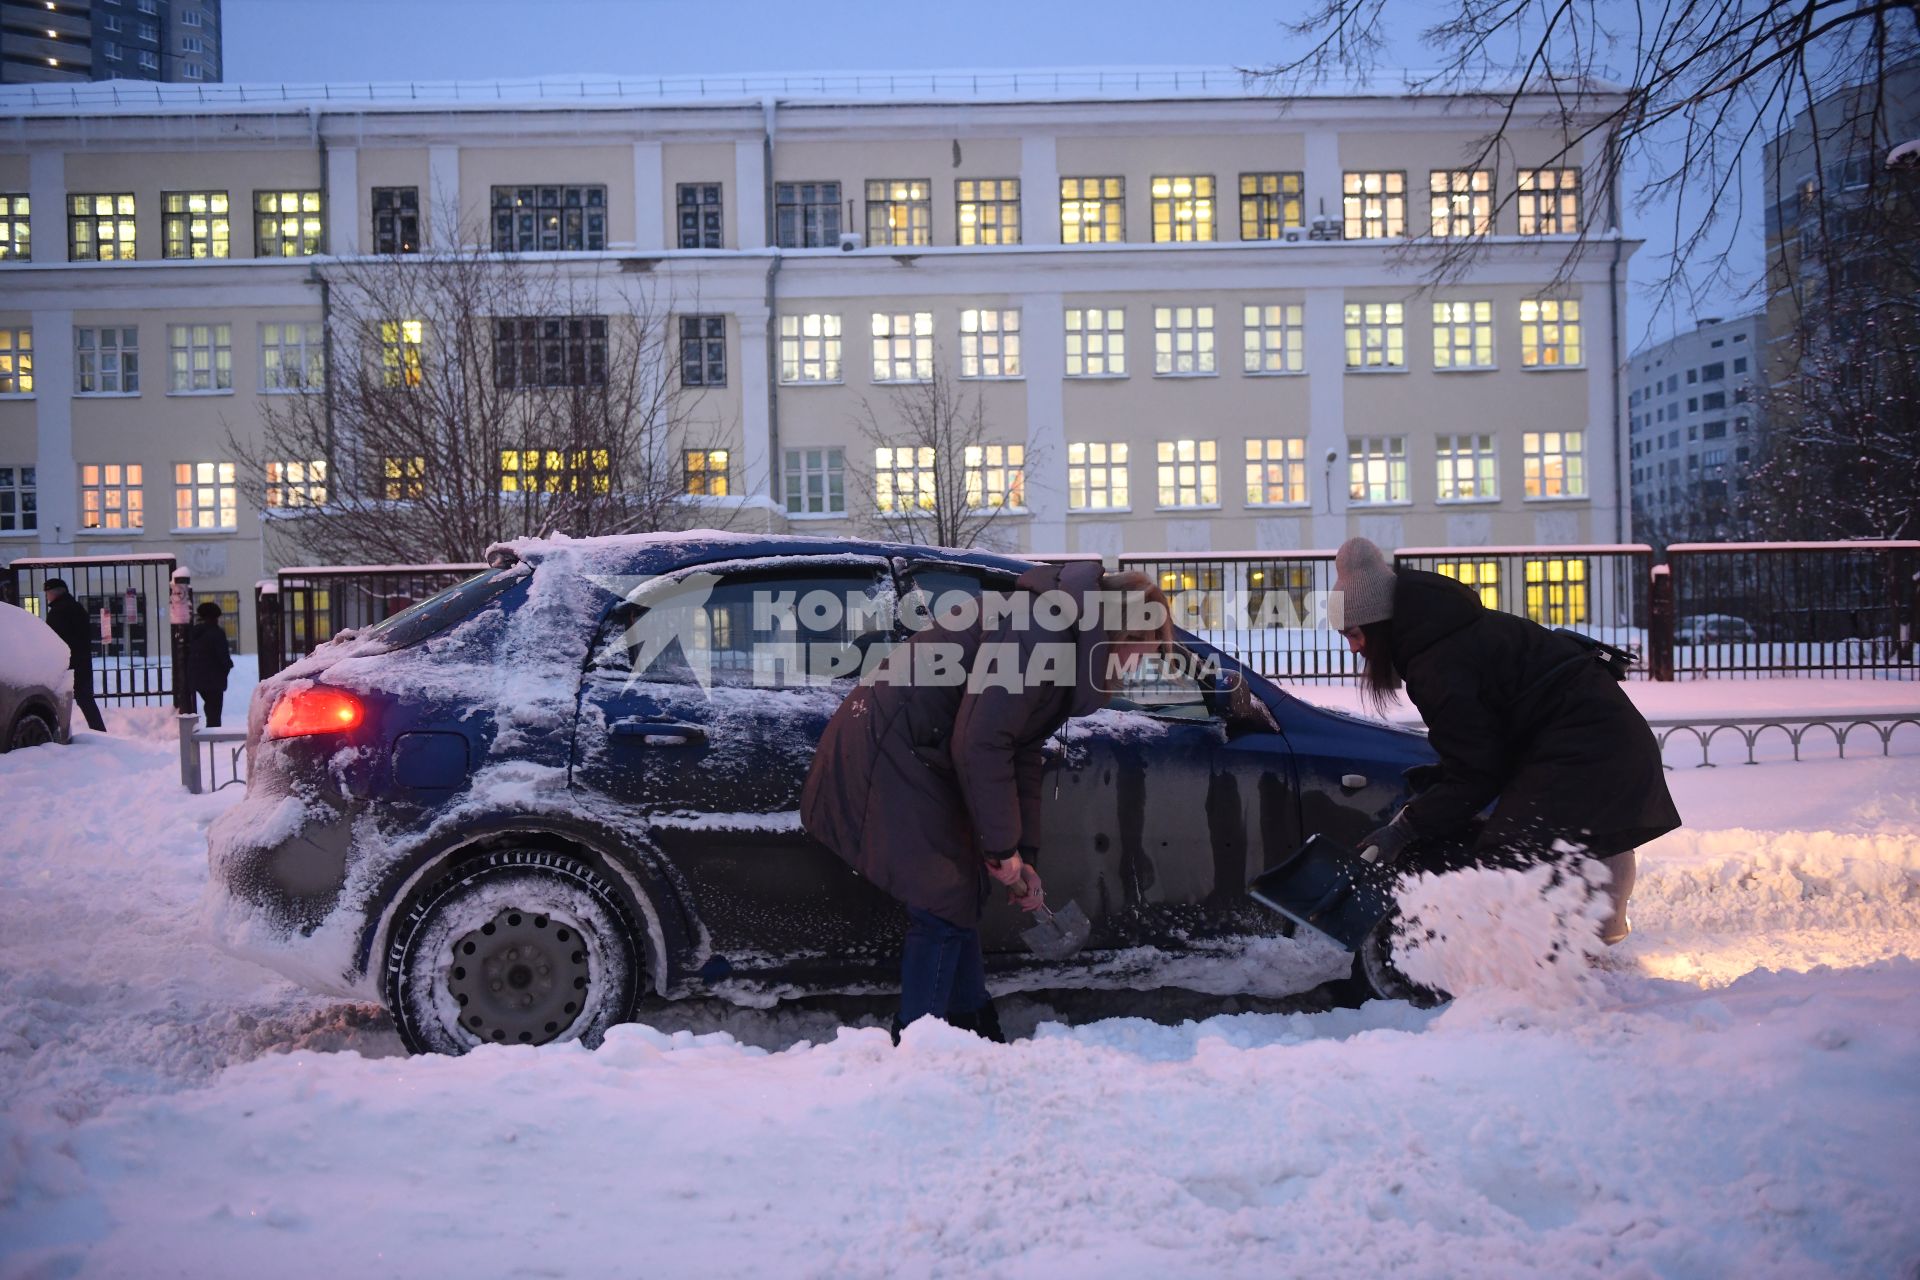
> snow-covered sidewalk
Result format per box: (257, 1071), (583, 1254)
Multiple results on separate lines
(2, 711), (1918, 1277)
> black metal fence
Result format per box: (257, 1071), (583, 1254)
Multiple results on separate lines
(5, 553), (183, 704)
(1117, 552), (1354, 680)
(260, 563), (486, 679)
(1395, 545), (1655, 674)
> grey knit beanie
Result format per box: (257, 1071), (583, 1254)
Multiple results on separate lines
(1331, 537), (1396, 629)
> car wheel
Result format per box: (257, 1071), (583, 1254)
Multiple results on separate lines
(6, 710), (56, 752)
(1345, 911), (1449, 1008)
(383, 847), (644, 1056)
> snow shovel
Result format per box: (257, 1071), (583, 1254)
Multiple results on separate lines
(1021, 894), (1092, 961)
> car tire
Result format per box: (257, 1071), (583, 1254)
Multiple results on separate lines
(6, 708), (56, 753)
(1328, 911), (1449, 1008)
(383, 847), (645, 1056)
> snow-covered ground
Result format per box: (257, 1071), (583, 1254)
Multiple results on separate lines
(2, 692), (1918, 1277)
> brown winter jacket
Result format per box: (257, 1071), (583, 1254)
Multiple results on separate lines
(799, 561), (1116, 925)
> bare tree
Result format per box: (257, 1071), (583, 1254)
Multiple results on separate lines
(231, 246), (729, 566)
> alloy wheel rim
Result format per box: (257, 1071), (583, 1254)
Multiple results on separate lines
(446, 908), (591, 1046)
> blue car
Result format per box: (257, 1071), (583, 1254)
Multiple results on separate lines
(208, 533), (1434, 1054)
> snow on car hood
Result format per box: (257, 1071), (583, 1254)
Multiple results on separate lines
(0, 601), (73, 693)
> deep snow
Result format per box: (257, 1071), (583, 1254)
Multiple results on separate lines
(1, 703), (1918, 1277)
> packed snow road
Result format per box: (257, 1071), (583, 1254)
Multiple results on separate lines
(2, 709), (1918, 1278)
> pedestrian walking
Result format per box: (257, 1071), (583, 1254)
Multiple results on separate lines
(187, 599), (235, 728)
(40, 578), (107, 733)
(1331, 537), (1680, 943)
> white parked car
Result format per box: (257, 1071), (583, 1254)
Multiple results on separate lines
(0, 601), (74, 751)
(1675, 613), (1758, 645)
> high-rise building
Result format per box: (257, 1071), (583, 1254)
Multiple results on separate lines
(0, 0), (221, 85)
(1626, 311), (1767, 545)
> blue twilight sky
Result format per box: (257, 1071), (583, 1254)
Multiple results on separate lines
(222, 0), (1767, 350)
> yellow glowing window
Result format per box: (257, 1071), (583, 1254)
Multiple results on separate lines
(1060, 176), (1124, 244)
(684, 449), (730, 496)
(1151, 175), (1215, 242)
(382, 319), (424, 388)
(1437, 560), (1501, 609)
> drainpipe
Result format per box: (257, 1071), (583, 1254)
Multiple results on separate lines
(761, 96), (783, 507)
(311, 109), (338, 477)
(1607, 125), (1627, 544)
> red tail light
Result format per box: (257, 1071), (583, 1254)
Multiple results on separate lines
(266, 687), (365, 739)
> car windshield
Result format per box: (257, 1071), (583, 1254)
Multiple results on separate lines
(361, 566), (527, 649)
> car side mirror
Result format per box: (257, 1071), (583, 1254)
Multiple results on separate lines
(1211, 665), (1279, 736)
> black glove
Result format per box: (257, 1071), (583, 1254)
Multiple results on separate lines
(1357, 813), (1416, 865)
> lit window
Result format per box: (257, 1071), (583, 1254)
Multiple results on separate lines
(0, 329), (32, 394)
(1245, 437), (1307, 506)
(162, 190), (230, 259)
(372, 187), (419, 254)
(1520, 299), (1582, 367)
(1343, 302), (1405, 369)
(1060, 176), (1124, 244)
(1156, 439), (1218, 508)
(959, 308), (1021, 378)
(1524, 557), (1588, 625)
(167, 323), (231, 392)
(0, 466), (35, 532)
(1436, 434), (1498, 501)
(874, 445), (936, 512)
(680, 315), (726, 387)
(1153, 306), (1215, 375)
(499, 448), (611, 494)
(957, 179), (1020, 245)
(1342, 171), (1405, 239)
(1432, 300), (1495, 369)
(1523, 431), (1586, 498)
(775, 182), (841, 248)
(780, 314), (843, 383)
(1517, 168), (1580, 235)
(1151, 175), (1215, 242)
(81, 463), (143, 530)
(260, 321), (324, 392)
(382, 455), (426, 500)
(1158, 567), (1225, 630)
(964, 443), (1025, 509)
(490, 185), (607, 252)
(173, 461), (237, 530)
(76, 327), (138, 394)
(783, 447), (845, 515)
(677, 183), (723, 249)
(1242, 303), (1304, 374)
(684, 449), (730, 496)
(870, 311), (933, 383)
(865, 179), (931, 247)
(381, 319), (424, 389)
(1064, 308), (1126, 377)
(1239, 172), (1303, 240)
(1348, 435), (1408, 504)
(493, 316), (609, 389)
(253, 190), (323, 257)
(1428, 170), (1492, 237)
(0, 194), (29, 261)
(1434, 559), (1500, 608)
(1067, 441), (1129, 510)
(68, 193), (136, 261)
(265, 460), (328, 508)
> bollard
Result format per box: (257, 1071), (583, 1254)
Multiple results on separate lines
(177, 712), (203, 794)
(1649, 564), (1675, 682)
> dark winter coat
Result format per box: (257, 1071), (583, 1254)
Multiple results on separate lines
(44, 594), (93, 672)
(186, 620), (234, 694)
(800, 561), (1115, 926)
(1391, 568), (1681, 859)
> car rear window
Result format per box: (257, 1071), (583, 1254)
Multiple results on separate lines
(361, 567), (527, 650)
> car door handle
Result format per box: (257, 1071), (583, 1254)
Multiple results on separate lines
(1340, 773), (1368, 790)
(610, 718), (708, 746)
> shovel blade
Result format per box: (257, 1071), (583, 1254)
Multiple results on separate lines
(1021, 900), (1092, 960)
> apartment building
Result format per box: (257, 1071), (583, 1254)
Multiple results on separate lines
(0, 70), (1634, 643)
(1627, 311), (1767, 543)
(0, 0), (221, 85)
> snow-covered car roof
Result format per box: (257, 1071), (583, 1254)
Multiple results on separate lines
(0, 601), (70, 692)
(484, 529), (1038, 581)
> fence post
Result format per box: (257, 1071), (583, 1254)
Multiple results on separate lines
(1649, 563), (1675, 682)
(177, 712), (203, 794)
(255, 580), (283, 680)
(169, 568), (194, 713)
(1907, 566), (1919, 666)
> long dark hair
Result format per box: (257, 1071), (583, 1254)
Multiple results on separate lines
(1357, 619), (1402, 716)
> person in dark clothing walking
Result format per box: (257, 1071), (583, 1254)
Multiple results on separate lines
(186, 599), (235, 727)
(801, 563), (1172, 1041)
(1331, 537), (1680, 943)
(40, 578), (107, 733)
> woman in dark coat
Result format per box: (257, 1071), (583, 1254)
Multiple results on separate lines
(1332, 537), (1680, 943)
(186, 599), (235, 728)
(800, 562), (1170, 1040)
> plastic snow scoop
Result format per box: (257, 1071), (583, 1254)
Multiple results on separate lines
(1248, 834), (1398, 952)
(1020, 895), (1092, 960)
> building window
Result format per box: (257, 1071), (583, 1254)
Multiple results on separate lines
(1, 194), (29, 261)
(1064, 308), (1126, 377)
(783, 447), (846, 515)
(372, 187), (419, 254)
(1154, 305), (1215, 375)
(138, 51), (159, 72)
(1245, 437), (1307, 506)
(1517, 168), (1580, 235)
(870, 311), (933, 383)
(490, 185), (607, 252)
(1733, 355), (1748, 374)
(0, 329), (32, 394)
(1428, 170), (1492, 237)
(1060, 177), (1124, 243)
(265, 460), (328, 509)
(779, 314), (843, 384)
(1519, 299), (1582, 367)
(1342, 171), (1405, 239)
(865, 179), (932, 247)
(103, 13), (123, 30)
(0, 466), (35, 532)
(174, 461), (237, 530)
(1523, 430), (1586, 498)
(1435, 559), (1500, 609)
(167, 323), (231, 393)
(69, 193), (137, 261)
(775, 182), (841, 248)
(1239, 172), (1303, 240)
(382, 455), (426, 500)
(1156, 439), (1218, 508)
(76, 327), (139, 394)
(677, 183), (723, 249)
(499, 448), (611, 494)
(1151, 175), (1215, 242)
(181, 34), (204, 53)
(1348, 435), (1408, 504)
(493, 316), (609, 389)
(254, 190), (323, 257)
(260, 321), (325, 392)
(680, 315), (726, 387)
(1243, 303), (1304, 374)
(181, 8), (202, 25)
(684, 449), (730, 497)
(1432, 300), (1495, 369)
(1344, 302), (1405, 369)
(959, 308), (1021, 378)
(381, 319), (424, 389)
(1067, 441), (1129, 510)
(875, 445), (936, 512)
(81, 464), (143, 530)
(964, 444), (1026, 509)
(956, 178), (1019, 245)
(1524, 557), (1588, 625)
(1436, 434), (1498, 501)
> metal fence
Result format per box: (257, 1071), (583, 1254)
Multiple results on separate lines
(260, 563), (486, 679)
(1117, 552), (1355, 680)
(4, 554), (183, 704)
(1395, 545), (1654, 673)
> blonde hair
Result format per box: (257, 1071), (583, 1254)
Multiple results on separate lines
(1099, 570), (1176, 649)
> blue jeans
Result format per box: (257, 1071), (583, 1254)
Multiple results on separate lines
(898, 907), (989, 1027)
